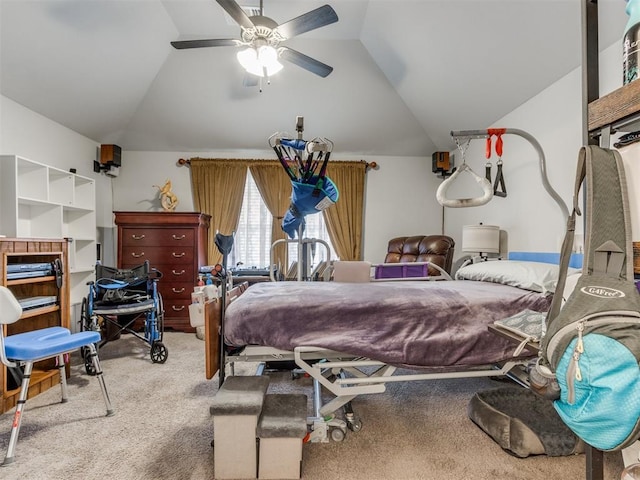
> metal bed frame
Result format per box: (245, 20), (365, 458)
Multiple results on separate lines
(223, 333), (531, 442)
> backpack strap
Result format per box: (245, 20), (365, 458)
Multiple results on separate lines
(547, 148), (585, 322)
(547, 145), (632, 324)
(585, 146), (633, 280)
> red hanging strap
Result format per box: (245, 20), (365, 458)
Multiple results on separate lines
(486, 128), (506, 157)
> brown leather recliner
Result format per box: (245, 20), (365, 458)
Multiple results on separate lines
(384, 235), (456, 275)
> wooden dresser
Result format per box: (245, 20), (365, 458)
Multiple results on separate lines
(114, 212), (210, 332)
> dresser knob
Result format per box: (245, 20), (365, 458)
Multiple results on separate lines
(172, 269), (186, 275)
(172, 234), (186, 240)
(172, 252), (186, 258)
(131, 234), (145, 240)
(131, 252), (145, 258)
(172, 305), (185, 311)
(172, 287), (185, 293)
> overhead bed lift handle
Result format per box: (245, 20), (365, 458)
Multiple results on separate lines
(450, 128), (570, 222)
(436, 163), (493, 207)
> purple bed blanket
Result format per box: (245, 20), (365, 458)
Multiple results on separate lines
(224, 280), (552, 370)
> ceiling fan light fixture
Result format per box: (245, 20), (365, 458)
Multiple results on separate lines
(237, 47), (258, 70)
(172, 1), (338, 82)
(257, 45), (277, 64)
(237, 45), (282, 77)
(259, 46), (283, 76)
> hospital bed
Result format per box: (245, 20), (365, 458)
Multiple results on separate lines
(203, 252), (581, 442)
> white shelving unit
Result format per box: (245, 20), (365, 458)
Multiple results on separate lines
(0, 154), (96, 305)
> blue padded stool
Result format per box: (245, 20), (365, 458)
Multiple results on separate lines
(0, 286), (114, 466)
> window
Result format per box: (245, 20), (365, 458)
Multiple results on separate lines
(230, 171), (335, 269)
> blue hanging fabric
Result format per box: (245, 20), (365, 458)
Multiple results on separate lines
(270, 131), (339, 239)
(282, 175), (339, 238)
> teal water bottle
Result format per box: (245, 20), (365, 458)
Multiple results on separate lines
(624, 0), (640, 84)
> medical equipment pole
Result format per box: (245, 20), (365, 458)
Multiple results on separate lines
(297, 225), (304, 281)
(450, 128), (570, 222)
(269, 238), (331, 281)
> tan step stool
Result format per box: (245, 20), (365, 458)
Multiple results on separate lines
(210, 375), (270, 479)
(257, 394), (308, 480)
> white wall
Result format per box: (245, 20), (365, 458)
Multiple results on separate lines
(0, 95), (112, 228)
(114, 150), (443, 262)
(444, 41), (622, 263)
(0, 40), (625, 266)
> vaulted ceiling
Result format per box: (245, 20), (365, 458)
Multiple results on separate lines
(0, 0), (627, 157)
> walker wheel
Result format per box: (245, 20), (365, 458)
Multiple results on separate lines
(79, 298), (90, 359)
(348, 419), (362, 432)
(330, 427), (345, 442)
(83, 347), (97, 376)
(150, 341), (168, 363)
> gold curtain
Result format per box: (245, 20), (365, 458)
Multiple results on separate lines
(190, 158), (248, 266)
(249, 162), (292, 272)
(323, 161), (367, 260)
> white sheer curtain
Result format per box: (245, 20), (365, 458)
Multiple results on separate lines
(230, 171), (335, 269)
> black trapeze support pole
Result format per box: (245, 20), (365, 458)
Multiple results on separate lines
(582, 0), (599, 147)
(583, 2), (603, 477)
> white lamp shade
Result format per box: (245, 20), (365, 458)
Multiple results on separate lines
(462, 224), (500, 254)
(237, 46), (283, 78)
(237, 48), (258, 70)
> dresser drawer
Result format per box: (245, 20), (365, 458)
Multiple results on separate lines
(158, 282), (195, 299)
(120, 246), (195, 266)
(163, 298), (191, 318)
(153, 264), (195, 283)
(120, 228), (195, 247)
(115, 212), (210, 333)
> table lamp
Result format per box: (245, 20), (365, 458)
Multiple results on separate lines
(462, 224), (500, 261)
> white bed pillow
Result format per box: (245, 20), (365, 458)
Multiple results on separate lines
(455, 260), (580, 294)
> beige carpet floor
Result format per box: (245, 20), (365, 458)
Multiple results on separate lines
(0, 332), (625, 480)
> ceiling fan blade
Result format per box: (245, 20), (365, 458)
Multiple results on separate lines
(171, 39), (238, 49)
(279, 47), (333, 78)
(216, 0), (255, 30)
(275, 4), (338, 39)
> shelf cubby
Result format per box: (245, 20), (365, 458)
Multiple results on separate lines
(1, 241), (70, 414)
(1, 155), (96, 306)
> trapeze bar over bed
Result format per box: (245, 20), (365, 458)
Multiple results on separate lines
(449, 128), (570, 221)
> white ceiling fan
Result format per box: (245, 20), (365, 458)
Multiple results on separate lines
(171, 0), (339, 88)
